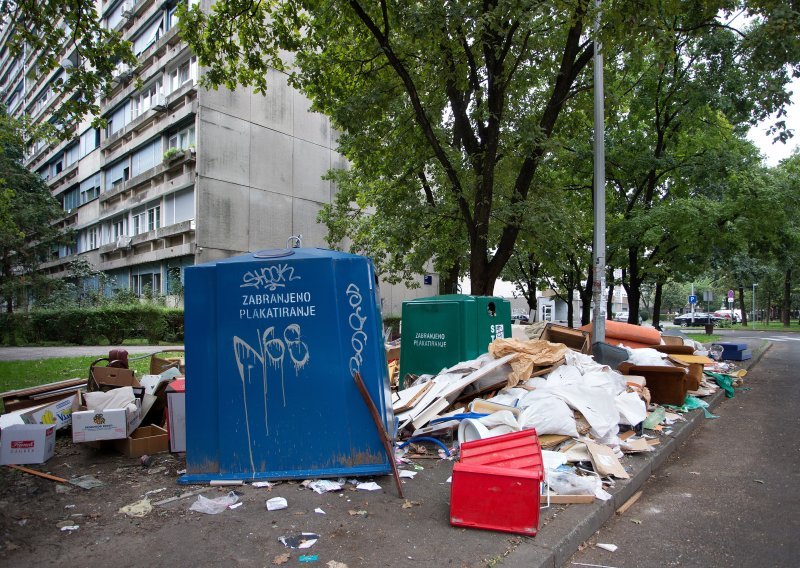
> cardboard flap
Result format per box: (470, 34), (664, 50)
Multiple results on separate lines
(91, 366), (139, 389)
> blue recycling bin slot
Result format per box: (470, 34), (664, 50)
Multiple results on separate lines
(179, 247), (393, 483)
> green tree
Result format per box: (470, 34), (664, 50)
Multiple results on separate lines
(0, 109), (73, 318)
(0, 0), (137, 139)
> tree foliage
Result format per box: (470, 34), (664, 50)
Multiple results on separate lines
(0, 109), (72, 313)
(0, 0), (137, 140)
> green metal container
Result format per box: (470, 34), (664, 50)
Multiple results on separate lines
(399, 294), (511, 386)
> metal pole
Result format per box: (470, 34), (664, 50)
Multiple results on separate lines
(752, 283), (757, 330)
(691, 283), (695, 324)
(591, 0), (606, 343)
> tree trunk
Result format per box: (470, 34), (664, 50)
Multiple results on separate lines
(782, 268), (791, 327)
(605, 267), (614, 320)
(738, 285), (747, 327)
(652, 280), (664, 329)
(566, 285), (575, 328)
(577, 262), (594, 326)
(440, 260), (460, 295)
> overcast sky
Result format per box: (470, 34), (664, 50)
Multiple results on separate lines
(747, 76), (800, 167)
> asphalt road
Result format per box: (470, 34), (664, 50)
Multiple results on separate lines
(564, 336), (800, 567)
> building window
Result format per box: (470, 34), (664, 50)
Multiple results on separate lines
(168, 57), (197, 93)
(132, 203), (161, 235)
(104, 160), (129, 190)
(133, 16), (164, 55)
(80, 173), (101, 204)
(79, 128), (99, 157)
(107, 100), (132, 136)
(87, 227), (98, 250)
(63, 186), (80, 211)
(131, 80), (163, 118)
(131, 138), (161, 177)
(64, 143), (79, 167)
(168, 125), (195, 150)
(132, 272), (162, 297)
(112, 217), (126, 240)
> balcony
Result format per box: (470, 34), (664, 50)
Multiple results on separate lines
(98, 220), (196, 270)
(99, 159), (195, 218)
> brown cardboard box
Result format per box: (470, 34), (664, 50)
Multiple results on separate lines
(540, 323), (590, 354)
(113, 425), (169, 457)
(90, 366), (140, 390)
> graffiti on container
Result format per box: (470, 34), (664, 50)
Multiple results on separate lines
(346, 283), (368, 376)
(233, 325), (310, 470)
(240, 264), (300, 291)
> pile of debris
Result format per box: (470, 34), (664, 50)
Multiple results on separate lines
(389, 322), (748, 533)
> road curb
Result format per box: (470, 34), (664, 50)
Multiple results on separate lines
(501, 339), (771, 568)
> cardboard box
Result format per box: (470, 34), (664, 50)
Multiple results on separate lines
(113, 425), (169, 457)
(20, 395), (75, 430)
(0, 424), (56, 465)
(540, 323), (590, 354)
(72, 398), (141, 443)
(166, 379), (185, 452)
(90, 366), (140, 390)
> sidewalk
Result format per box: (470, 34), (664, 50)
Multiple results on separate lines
(0, 345), (184, 361)
(500, 337), (771, 568)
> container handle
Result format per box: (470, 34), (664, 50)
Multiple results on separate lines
(286, 234), (303, 249)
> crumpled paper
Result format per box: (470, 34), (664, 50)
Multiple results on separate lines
(489, 338), (567, 387)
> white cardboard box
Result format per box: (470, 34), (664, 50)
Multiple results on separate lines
(167, 388), (185, 452)
(0, 424), (56, 465)
(20, 395), (76, 430)
(72, 400), (142, 443)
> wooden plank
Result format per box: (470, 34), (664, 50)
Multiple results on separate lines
(616, 490), (643, 514)
(7, 465), (67, 483)
(540, 493), (595, 504)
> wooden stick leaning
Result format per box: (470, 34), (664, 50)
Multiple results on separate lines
(353, 372), (404, 499)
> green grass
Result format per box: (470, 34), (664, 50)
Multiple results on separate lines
(0, 351), (185, 395)
(685, 333), (722, 343)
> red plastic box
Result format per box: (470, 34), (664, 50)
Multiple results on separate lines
(450, 429), (543, 535)
(459, 429), (543, 477)
(450, 462), (541, 534)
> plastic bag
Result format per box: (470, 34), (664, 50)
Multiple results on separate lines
(189, 491), (239, 514)
(516, 395), (579, 437)
(546, 470), (598, 495)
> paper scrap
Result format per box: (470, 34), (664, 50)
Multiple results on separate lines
(272, 552), (291, 565)
(229, 502), (243, 509)
(314, 508), (326, 514)
(356, 482), (381, 491)
(59, 525), (79, 532)
(69, 475), (104, 490)
(252, 481), (276, 489)
(308, 480), (342, 494)
(398, 470), (417, 479)
(596, 543), (618, 552)
(279, 533), (319, 549)
(118, 498), (152, 518)
(299, 556), (318, 563)
(585, 441), (630, 479)
(266, 497), (288, 511)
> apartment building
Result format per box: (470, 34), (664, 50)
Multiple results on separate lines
(0, 0), (437, 314)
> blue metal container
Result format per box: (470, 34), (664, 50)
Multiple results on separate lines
(179, 247), (393, 483)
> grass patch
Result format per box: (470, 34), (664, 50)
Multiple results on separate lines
(0, 352), (185, 395)
(685, 333), (721, 343)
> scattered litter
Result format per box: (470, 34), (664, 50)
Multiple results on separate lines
(119, 498), (152, 518)
(299, 556), (318, 563)
(398, 470), (417, 479)
(753, 479), (765, 484)
(306, 480), (342, 493)
(146, 466), (166, 475)
(272, 552), (291, 565)
(176, 469), (187, 475)
(56, 520), (78, 529)
(229, 502), (243, 509)
(64, 504), (76, 509)
(140, 455), (154, 467)
(55, 484), (73, 494)
(348, 510), (368, 517)
(252, 481), (276, 489)
(689, 471), (700, 475)
(631, 519), (642, 524)
(69, 475), (104, 490)
(596, 543), (618, 552)
(571, 563), (619, 568)
(153, 488), (209, 506)
(279, 533), (319, 549)
(356, 482), (381, 491)
(210, 479), (243, 486)
(266, 497), (288, 511)
(402, 499), (420, 509)
(59, 524), (79, 532)
(189, 491), (239, 514)
(327, 562), (349, 568)
(144, 488), (167, 497)
(314, 508), (326, 514)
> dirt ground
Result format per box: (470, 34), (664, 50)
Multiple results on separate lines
(0, 433), (549, 568)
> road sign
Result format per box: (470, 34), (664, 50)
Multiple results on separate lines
(727, 297), (734, 304)
(728, 289), (734, 299)
(688, 294), (697, 305)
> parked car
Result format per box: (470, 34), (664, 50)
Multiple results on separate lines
(672, 312), (721, 327)
(613, 311), (642, 323)
(512, 313), (530, 323)
(713, 309), (741, 323)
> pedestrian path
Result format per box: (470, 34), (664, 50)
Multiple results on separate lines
(736, 335), (800, 342)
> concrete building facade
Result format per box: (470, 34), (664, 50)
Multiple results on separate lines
(0, 0), (437, 315)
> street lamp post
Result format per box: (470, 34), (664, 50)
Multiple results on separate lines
(752, 283), (758, 330)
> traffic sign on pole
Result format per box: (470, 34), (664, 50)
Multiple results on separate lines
(727, 297), (734, 305)
(728, 289), (734, 299)
(688, 295), (697, 305)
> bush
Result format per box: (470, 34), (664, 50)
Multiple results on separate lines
(1, 306), (184, 345)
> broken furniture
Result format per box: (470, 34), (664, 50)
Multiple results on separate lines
(618, 362), (689, 406)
